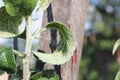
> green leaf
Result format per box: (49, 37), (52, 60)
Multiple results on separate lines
(3, 0), (38, 16)
(33, 22), (76, 65)
(0, 46), (17, 74)
(115, 70), (120, 80)
(4, 2), (16, 16)
(20, 0), (38, 16)
(0, 7), (23, 38)
(36, 0), (52, 13)
(112, 39), (120, 55)
(3, 0), (22, 15)
(30, 70), (59, 80)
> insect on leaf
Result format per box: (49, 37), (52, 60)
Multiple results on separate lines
(33, 22), (76, 65)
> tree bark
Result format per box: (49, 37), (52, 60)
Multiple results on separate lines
(38, 0), (88, 80)
(69, 0), (89, 80)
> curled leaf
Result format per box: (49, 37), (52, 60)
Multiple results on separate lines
(33, 22), (76, 65)
(112, 39), (120, 55)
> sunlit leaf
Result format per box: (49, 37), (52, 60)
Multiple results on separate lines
(0, 46), (17, 74)
(3, 0), (22, 15)
(4, 2), (16, 16)
(36, 0), (52, 13)
(33, 22), (76, 65)
(30, 70), (59, 80)
(112, 39), (120, 55)
(115, 70), (120, 80)
(0, 7), (23, 38)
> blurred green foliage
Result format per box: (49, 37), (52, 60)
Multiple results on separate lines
(79, 0), (120, 80)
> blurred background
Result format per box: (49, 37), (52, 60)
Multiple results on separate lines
(79, 0), (120, 80)
(0, 0), (120, 80)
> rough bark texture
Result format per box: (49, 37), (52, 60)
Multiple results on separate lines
(38, 0), (88, 80)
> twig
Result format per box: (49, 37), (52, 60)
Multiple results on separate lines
(23, 15), (33, 80)
(13, 50), (25, 58)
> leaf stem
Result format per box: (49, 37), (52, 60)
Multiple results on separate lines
(13, 50), (25, 58)
(23, 15), (33, 80)
(32, 28), (46, 39)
